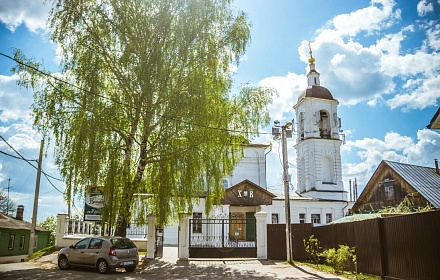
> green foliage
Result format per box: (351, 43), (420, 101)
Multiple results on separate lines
(26, 245), (56, 261)
(300, 261), (379, 280)
(0, 189), (17, 215)
(321, 245), (356, 274)
(379, 195), (434, 214)
(12, 0), (274, 234)
(38, 215), (57, 246)
(303, 235), (322, 266)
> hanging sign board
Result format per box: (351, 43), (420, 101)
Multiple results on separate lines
(84, 186), (104, 221)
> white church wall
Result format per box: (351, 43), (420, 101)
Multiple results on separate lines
(230, 147), (267, 189)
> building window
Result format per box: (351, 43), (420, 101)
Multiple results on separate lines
(299, 213), (306, 224)
(300, 112), (305, 140)
(311, 214), (321, 224)
(319, 110), (331, 139)
(192, 212), (202, 233)
(8, 234), (15, 250)
(19, 235), (26, 250)
(385, 181), (394, 200)
(271, 213), (279, 224)
(223, 179), (229, 189)
(326, 213), (332, 224)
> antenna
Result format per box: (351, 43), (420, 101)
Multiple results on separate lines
(6, 178), (11, 215)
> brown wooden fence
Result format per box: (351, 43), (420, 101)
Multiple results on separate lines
(267, 210), (440, 280)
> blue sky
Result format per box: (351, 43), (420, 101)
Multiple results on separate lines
(0, 0), (439, 222)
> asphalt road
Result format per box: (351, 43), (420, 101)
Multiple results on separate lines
(0, 247), (349, 280)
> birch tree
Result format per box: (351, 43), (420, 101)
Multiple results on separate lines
(13, 0), (273, 236)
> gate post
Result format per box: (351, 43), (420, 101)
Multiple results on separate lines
(146, 215), (156, 259)
(255, 211), (268, 259)
(55, 213), (67, 249)
(178, 212), (191, 260)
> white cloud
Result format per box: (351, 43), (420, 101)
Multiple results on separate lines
(342, 129), (440, 188)
(258, 72), (305, 121)
(292, 0), (440, 111)
(0, 123), (40, 151)
(417, 0), (435, 16)
(330, 0), (400, 37)
(0, 74), (34, 123)
(426, 23), (440, 51)
(386, 74), (440, 110)
(0, 0), (50, 33)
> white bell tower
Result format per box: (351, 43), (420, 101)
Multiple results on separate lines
(293, 46), (347, 201)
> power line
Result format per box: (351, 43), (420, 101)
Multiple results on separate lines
(0, 51), (273, 136)
(0, 135), (65, 194)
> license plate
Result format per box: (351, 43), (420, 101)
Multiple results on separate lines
(122, 261), (133, 266)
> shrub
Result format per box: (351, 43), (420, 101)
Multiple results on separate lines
(303, 235), (322, 266)
(321, 244), (356, 274)
(38, 215), (56, 246)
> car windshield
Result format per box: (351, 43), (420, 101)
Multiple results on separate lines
(111, 238), (136, 249)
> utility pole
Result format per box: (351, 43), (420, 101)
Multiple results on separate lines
(28, 139), (44, 257)
(272, 120), (293, 263)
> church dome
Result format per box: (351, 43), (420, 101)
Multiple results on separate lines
(298, 85), (334, 102)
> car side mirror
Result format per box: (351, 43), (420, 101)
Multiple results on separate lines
(69, 245), (75, 249)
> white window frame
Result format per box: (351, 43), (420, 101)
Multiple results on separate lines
(311, 214), (321, 224)
(8, 234), (15, 250)
(271, 213), (279, 224)
(34, 235), (38, 248)
(326, 213), (332, 224)
(299, 213), (306, 224)
(223, 179), (229, 189)
(385, 181), (394, 200)
(19, 235), (25, 250)
(192, 212), (203, 234)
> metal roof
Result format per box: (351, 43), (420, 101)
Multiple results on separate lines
(0, 213), (50, 232)
(385, 160), (440, 208)
(297, 85), (334, 102)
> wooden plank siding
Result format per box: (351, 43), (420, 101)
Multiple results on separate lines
(268, 210), (440, 279)
(353, 161), (437, 213)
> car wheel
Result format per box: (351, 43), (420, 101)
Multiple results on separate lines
(58, 255), (70, 270)
(97, 259), (109, 274)
(125, 266), (136, 273)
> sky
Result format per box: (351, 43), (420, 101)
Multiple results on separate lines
(0, 0), (439, 222)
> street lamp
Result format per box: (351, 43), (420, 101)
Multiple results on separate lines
(272, 120), (293, 263)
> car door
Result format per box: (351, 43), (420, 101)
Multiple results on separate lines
(68, 238), (90, 265)
(82, 238), (104, 266)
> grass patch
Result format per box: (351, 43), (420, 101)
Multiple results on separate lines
(26, 245), (57, 261)
(296, 260), (381, 280)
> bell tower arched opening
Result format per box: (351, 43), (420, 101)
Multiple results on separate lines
(319, 110), (331, 139)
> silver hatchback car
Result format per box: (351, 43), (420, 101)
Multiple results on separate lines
(58, 236), (139, 273)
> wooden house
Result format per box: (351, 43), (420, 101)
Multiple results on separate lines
(352, 160), (440, 213)
(0, 205), (51, 263)
(427, 107), (440, 129)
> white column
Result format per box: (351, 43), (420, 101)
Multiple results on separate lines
(146, 215), (156, 259)
(178, 213), (191, 260)
(55, 213), (67, 249)
(255, 211), (268, 259)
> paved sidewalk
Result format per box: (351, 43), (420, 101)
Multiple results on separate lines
(137, 246), (350, 279)
(9, 246), (350, 279)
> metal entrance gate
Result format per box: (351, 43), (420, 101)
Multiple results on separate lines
(189, 218), (257, 258)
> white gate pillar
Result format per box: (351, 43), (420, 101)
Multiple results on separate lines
(146, 215), (156, 259)
(255, 211), (268, 259)
(178, 213), (191, 260)
(55, 213), (67, 249)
